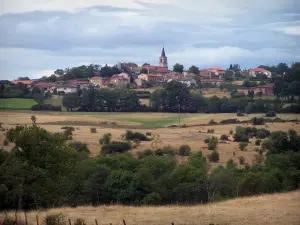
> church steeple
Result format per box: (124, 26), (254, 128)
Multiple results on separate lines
(159, 47), (168, 68)
(161, 47), (166, 57)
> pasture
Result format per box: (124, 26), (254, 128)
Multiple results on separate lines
(0, 111), (299, 168)
(4, 190), (300, 225)
(0, 98), (37, 110)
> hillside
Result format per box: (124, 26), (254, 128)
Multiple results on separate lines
(7, 191), (300, 225)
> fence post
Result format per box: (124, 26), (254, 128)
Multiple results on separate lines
(95, 219), (99, 225)
(123, 220), (126, 225)
(36, 215), (39, 225)
(68, 219), (72, 225)
(24, 212), (28, 225)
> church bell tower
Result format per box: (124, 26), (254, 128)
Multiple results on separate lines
(159, 47), (168, 68)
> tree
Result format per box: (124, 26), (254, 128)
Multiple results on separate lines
(31, 115), (37, 124)
(18, 77), (30, 80)
(189, 65), (200, 75)
(173, 63), (184, 73)
(288, 81), (300, 98)
(140, 68), (148, 74)
(224, 71), (234, 81)
(273, 79), (284, 97)
(276, 63), (288, 75)
(62, 95), (82, 111)
(54, 69), (64, 76)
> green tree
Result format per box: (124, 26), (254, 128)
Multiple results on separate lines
(62, 95), (82, 111)
(173, 63), (184, 73)
(189, 65), (200, 75)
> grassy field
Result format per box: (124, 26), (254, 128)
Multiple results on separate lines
(5, 190), (300, 225)
(0, 111), (299, 166)
(0, 98), (37, 110)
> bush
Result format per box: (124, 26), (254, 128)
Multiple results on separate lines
(178, 145), (191, 156)
(207, 151), (220, 162)
(101, 141), (132, 154)
(146, 132), (152, 136)
(90, 128), (97, 133)
(220, 134), (229, 141)
(252, 117), (265, 125)
(162, 145), (176, 156)
(208, 136), (218, 150)
(265, 111), (276, 117)
(208, 119), (217, 125)
(31, 104), (61, 111)
(142, 192), (161, 205)
(261, 139), (272, 150)
(239, 142), (248, 151)
(220, 118), (239, 124)
(99, 133), (112, 145)
(239, 156), (245, 165)
(255, 139), (261, 146)
(125, 130), (150, 141)
(3, 139), (8, 146)
(43, 214), (67, 225)
(237, 110), (245, 117)
(207, 129), (215, 133)
(68, 141), (90, 153)
(74, 219), (86, 225)
(204, 137), (210, 143)
(61, 126), (75, 136)
(229, 130), (233, 135)
(155, 149), (164, 156)
(233, 133), (249, 142)
(256, 130), (269, 139)
(241, 135), (249, 142)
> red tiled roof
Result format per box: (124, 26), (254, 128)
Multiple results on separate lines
(207, 67), (225, 71)
(251, 68), (270, 72)
(12, 80), (35, 85)
(143, 74), (162, 77)
(34, 82), (56, 87)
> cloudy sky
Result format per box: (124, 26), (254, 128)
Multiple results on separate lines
(0, 0), (300, 80)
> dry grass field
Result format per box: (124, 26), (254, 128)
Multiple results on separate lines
(4, 191), (300, 225)
(0, 111), (299, 166)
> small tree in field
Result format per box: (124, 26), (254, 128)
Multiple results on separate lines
(207, 151), (220, 162)
(31, 115), (37, 125)
(208, 136), (218, 150)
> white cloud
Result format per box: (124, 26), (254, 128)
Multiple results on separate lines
(277, 26), (300, 35)
(31, 69), (55, 78)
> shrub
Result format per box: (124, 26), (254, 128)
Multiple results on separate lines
(90, 128), (97, 133)
(125, 130), (150, 141)
(142, 192), (161, 205)
(261, 139), (272, 150)
(204, 137), (210, 143)
(237, 110), (245, 117)
(239, 156), (245, 165)
(178, 145), (191, 156)
(101, 141), (132, 154)
(144, 149), (154, 156)
(99, 133), (112, 145)
(3, 139), (8, 146)
(74, 219), (86, 225)
(265, 111), (276, 117)
(61, 126), (74, 136)
(208, 119), (217, 125)
(207, 151), (220, 162)
(229, 130), (233, 135)
(31, 104), (61, 111)
(239, 142), (248, 151)
(241, 135), (249, 142)
(68, 141), (90, 153)
(220, 134), (229, 141)
(146, 132), (152, 136)
(256, 128), (270, 139)
(220, 118), (239, 124)
(43, 214), (67, 225)
(162, 145), (176, 156)
(252, 117), (265, 125)
(155, 149), (164, 156)
(255, 139), (261, 146)
(207, 129), (215, 133)
(208, 136), (218, 150)
(2, 217), (18, 225)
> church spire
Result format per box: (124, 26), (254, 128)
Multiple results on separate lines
(161, 47), (166, 57)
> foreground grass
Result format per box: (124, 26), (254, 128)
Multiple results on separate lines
(0, 98), (37, 110)
(5, 191), (300, 225)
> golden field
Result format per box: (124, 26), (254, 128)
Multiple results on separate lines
(0, 111), (299, 168)
(3, 190), (300, 225)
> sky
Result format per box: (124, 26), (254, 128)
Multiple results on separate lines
(0, 0), (300, 80)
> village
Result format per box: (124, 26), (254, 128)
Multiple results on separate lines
(9, 47), (275, 98)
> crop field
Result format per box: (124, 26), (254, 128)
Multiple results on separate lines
(0, 98), (37, 109)
(0, 111), (299, 167)
(4, 190), (300, 225)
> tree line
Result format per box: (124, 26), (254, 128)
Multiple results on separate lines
(0, 123), (299, 210)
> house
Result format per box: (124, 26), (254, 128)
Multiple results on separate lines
(56, 85), (77, 95)
(138, 73), (163, 82)
(163, 72), (183, 81)
(89, 76), (102, 86)
(254, 83), (274, 96)
(110, 74), (129, 86)
(69, 80), (90, 89)
(249, 68), (272, 78)
(11, 80), (35, 87)
(167, 77), (197, 87)
(33, 82), (56, 93)
(117, 73), (130, 80)
(201, 79), (224, 86)
(207, 67), (225, 76)
(200, 67), (225, 79)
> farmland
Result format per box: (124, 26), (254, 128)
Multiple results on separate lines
(5, 190), (300, 225)
(0, 98), (37, 110)
(0, 111), (299, 167)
